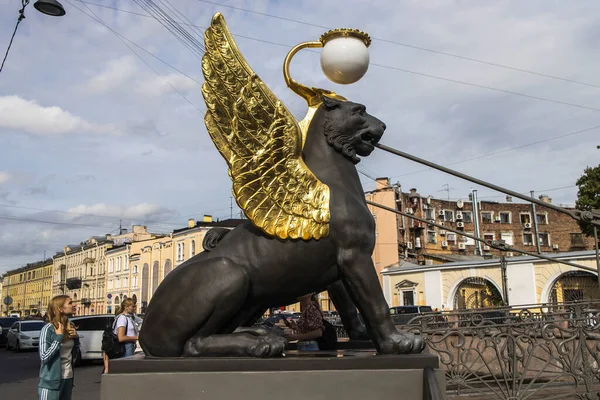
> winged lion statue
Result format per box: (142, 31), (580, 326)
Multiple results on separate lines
(139, 13), (425, 357)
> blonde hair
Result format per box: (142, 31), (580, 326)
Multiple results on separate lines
(47, 295), (75, 340)
(116, 298), (135, 316)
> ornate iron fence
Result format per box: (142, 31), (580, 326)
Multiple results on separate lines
(392, 301), (600, 399)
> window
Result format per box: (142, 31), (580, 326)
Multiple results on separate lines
(132, 276), (138, 288)
(123, 277), (129, 288)
(124, 255), (129, 270)
(570, 233), (586, 247)
(444, 210), (454, 222)
(523, 233), (534, 245)
(116, 278), (121, 288)
(108, 259), (114, 273)
(132, 265), (138, 274)
(462, 211), (472, 223)
(447, 233), (456, 242)
(483, 233), (495, 242)
(116, 257), (121, 272)
(520, 213), (531, 224)
(500, 232), (514, 246)
(481, 212), (493, 223)
(108, 280), (113, 290)
(536, 213), (548, 225)
(538, 233), (550, 247)
(499, 212), (511, 224)
(191, 240), (196, 257)
(72, 316), (114, 331)
(425, 208), (435, 220)
(427, 231), (436, 244)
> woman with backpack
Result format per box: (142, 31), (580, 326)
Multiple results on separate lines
(38, 295), (79, 400)
(102, 298), (139, 373)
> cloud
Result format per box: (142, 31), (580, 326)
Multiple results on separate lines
(134, 73), (200, 97)
(66, 202), (176, 221)
(0, 96), (118, 136)
(0, 172), (10, 184)
(86, 55), (138, 93)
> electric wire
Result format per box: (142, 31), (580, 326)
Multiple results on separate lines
(0, 0), (29, 76)
(74, 0), (600, 113)
(65, 0), (203, 113)
(194, 0), (600, 90)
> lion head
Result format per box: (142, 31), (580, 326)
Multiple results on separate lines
(320, 96), (386, 164)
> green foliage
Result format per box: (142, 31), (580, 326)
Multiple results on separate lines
(575, 164), (600, 237)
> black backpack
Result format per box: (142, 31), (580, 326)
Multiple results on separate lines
(317, 318), (338, 350)
(101, 316), (126, 359)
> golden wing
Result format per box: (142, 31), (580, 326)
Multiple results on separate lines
(201, 13), (330, 240)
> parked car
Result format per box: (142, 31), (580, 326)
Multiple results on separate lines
(390, 305), (438, 326)
(70, 314), (115, 363)
(6, 320), (45, 351)
(70, 314), (143, 364)
(0, 317), (19, 348)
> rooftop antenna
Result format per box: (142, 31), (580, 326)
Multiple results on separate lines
(437, 184), (455, 200)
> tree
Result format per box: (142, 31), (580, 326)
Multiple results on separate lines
(575, 164), (600, 237)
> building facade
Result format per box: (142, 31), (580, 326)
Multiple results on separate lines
(366, 177), (595, 269)
(51, 225), (157, 316)
(381, 250), (599, 310)
(1, 260), (53, 317)
(103, 216), (244, 314)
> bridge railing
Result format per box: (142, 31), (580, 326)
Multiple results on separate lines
(331, 301), (600, 399)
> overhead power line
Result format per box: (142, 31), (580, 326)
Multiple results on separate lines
(389, 123), (600, 179)
(0, 0), (29, 76)
(65, 0), (203, 112)
(75, 0), (600, 114)
(194, 0), (600, 90)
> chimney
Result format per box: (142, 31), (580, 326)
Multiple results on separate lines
(203, 215), (213, 223)
(188, 218), (195, 228)
(408, 188), (420, 205)
(375, 177), (390, 190)
(539, 194), (552, 203)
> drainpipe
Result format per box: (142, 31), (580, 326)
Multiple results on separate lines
(471, 189), (482, 256)
(594, 226), (600, 293)
(530, 191), (542, 254)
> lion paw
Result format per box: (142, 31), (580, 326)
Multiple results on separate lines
(250, 334), (287, 358)
(378, 331), (425, 354)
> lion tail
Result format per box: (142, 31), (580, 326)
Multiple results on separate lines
(202, 227), (231, 252)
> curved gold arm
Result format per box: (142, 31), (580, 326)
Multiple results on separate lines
(283, 41), (323, 106)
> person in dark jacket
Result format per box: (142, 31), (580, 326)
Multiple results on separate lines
(38, 295), (78, 400)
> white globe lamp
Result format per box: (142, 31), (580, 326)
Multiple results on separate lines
(319, 29), (371, 85)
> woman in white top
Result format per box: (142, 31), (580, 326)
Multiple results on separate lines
(114, 298), (139, 357)
(102, 298), (139, 374)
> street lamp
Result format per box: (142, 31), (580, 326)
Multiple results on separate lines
(33, 0), (66, 17)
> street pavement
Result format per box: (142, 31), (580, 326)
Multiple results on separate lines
(0, 347), (104, 399)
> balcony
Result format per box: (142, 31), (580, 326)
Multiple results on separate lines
(66, 277), (82, 290)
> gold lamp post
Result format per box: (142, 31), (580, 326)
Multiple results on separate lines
(282, 28), (372, 142)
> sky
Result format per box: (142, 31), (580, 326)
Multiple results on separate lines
(0, 0), (598, 274)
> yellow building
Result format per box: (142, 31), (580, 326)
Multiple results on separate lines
(2, 259), (53, 317)
(103, 216), (244, 314)
(52, 225), (157, 316)
(381, 250), (599, 310)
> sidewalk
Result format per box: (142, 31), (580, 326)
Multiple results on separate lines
(0, 366), (102, 400)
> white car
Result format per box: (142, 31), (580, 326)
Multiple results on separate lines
(6, 320), (45, 352)
(70, 314), (143, 363)
(70, 314), (115, 363)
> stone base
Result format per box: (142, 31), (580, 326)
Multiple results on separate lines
(102, 350), (445, 400)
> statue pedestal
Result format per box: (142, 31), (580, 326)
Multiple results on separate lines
(101, 349), (446, 400)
